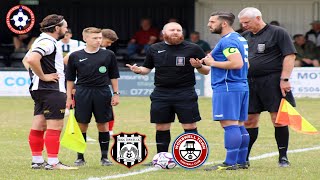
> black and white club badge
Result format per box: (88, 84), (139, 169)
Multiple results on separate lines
(111, 132), (148, 168)
(176, 57), (185, 66)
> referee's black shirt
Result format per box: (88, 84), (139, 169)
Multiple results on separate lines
(241, 24), (296, 77)
(66, 49), (120, 87)
(143, 41), (206, 88)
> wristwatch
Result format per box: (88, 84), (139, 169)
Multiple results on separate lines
(113, 91), (120, 95)
(280, 78), (289, 82)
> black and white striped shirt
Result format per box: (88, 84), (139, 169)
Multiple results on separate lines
(28, 33), (65, 92)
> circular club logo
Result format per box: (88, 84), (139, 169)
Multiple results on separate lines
(172, 133), (209, 169)
(6, 5), (35, 34)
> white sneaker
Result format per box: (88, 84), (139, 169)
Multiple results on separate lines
(45, 162), (78, 170)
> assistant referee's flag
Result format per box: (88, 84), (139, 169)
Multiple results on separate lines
(276, 98), (319, 135)
(61, 109), (87, 153)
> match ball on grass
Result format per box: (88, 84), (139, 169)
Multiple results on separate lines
(152, 152), (176, 169)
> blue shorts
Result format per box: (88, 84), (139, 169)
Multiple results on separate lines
(212, 91), (248, 121)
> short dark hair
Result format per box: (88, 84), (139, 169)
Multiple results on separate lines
(40, 14), (64, 33)
(190, 31), (200, 35)
(66, 28), (72, 34)
(210, 11), (235, 26)
(293, 34), (304, 40)
(102, 29), (118, 41)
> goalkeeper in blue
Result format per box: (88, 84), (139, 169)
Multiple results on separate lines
(201, 11), (250, 170)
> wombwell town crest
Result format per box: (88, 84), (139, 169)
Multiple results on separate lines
(111, 132), (148, 168)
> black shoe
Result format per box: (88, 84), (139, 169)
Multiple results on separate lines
(31, 161), (48, 169)
(74, 159), (86, 166)
(44, 162), (78, 170)
(278, 157), (290, 167)
(142, 161), (153, 166)
(237, 161), (250, 169)
(101, 158), (113, 166)
(204, 162), (237, 171)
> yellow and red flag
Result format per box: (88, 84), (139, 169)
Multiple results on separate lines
(276, 98), (318, 135)
(61, 109), (87, 153)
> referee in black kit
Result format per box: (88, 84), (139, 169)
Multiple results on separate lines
(126, 22), (210, 161)
(66, 27), (120, 166)
(238, 7), (296, 167)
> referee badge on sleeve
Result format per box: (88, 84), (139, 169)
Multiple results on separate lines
(176, 57), (185, 66)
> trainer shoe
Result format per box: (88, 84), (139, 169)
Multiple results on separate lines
(237, 162), (249, 169)
(74, 159), (86, 166)
(204, 162), (238, 171)
(45, 162), (78, 170)
(278, 157), (290, 167)
(101, 158), (113, 166)
(31, 161), (48, 169)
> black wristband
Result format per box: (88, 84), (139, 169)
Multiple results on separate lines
(280, 78), (289, 82)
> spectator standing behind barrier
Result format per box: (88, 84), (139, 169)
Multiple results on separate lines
(293, 34), (320, 67)
(305, 20), (320, 47)
(238, 7), (297, 168)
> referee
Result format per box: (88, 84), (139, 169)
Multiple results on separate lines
(238, 7), (296, 167)
(127, 22), (210, 163)
(66, 27), (120, 166)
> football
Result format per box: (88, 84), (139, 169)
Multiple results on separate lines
(152, 152), (176, 169)
(12, 11), (29, 28)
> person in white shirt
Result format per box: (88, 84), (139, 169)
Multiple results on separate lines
(57, 28), (85, 57)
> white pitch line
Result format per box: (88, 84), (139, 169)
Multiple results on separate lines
(87, 145), (320, 180)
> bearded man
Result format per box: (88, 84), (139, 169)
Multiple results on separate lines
(126, 22), (210, 165)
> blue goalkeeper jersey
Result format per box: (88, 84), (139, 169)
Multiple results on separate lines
(210, 32), (249, 92)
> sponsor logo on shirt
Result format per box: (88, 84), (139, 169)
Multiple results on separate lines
(214, 114), (223, 118)
(79, 58), (88, 62)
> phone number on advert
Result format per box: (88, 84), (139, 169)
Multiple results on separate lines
(129, 89), (154, 95)
(292, 87), (320, 93)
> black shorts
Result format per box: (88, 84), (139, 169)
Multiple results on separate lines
(75, 86), (113, 124)
(30, 90), (66, 119)
(150, 87), (201, 124)
(248, 73), (296, 113)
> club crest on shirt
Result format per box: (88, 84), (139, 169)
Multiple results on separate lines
(257, 44), (265, 53)
(176, 57), (185, 66)
(99, 66), (107, 73)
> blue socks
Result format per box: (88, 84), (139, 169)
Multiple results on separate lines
(224, 125), (242, 165)
(237, 126), (250, 165)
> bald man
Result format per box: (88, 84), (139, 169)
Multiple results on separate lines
(126, 22), (210, 163)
